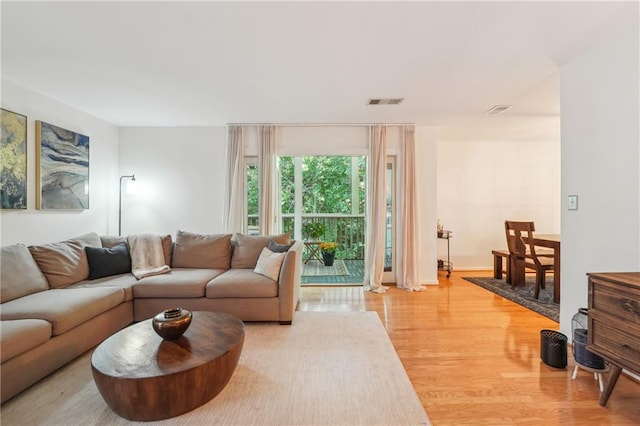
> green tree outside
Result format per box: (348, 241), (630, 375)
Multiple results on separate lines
(249, 156), (366, 259)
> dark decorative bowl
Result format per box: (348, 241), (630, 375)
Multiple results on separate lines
(152, 308), (192, 340)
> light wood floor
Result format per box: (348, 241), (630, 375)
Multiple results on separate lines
(298, 270), (640, 425)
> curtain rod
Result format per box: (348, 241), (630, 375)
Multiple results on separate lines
(226, 123), (416, 127)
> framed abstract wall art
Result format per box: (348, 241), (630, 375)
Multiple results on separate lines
(36, 121), (90, 209)
(1, 108), (28, 209)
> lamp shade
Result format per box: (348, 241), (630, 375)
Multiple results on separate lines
(125, 178), (139, 195)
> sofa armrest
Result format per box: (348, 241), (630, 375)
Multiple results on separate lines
(277, 240), (302, 324)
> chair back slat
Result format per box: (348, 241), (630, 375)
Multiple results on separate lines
(504, 220), (545, 266)
(504, 220), (554, 299)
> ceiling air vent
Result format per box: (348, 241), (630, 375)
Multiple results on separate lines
(485, 105), (512, 115)
(368, 98), (404, 105)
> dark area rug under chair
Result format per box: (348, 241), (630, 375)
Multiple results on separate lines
(463, 276), (559, 322)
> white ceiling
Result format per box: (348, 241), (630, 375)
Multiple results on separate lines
(1, 1), (637, 127)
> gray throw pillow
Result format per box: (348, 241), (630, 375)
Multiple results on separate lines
(267, 240), (293, 253)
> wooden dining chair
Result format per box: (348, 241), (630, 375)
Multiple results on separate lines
(504, 220), (555, 299)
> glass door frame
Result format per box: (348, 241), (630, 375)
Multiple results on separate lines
(382, 156), (396, 283)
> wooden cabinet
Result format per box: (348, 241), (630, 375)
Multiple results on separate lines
(587, 272), (640, 406)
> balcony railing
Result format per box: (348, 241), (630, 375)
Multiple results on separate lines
(248, 214), (365, 260)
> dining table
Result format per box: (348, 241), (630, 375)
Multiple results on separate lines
(523, 234), (561, 304)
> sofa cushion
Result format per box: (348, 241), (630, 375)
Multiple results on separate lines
(171, 231), (231, 269)
(0, 319), (52, 363)
(28, 232), (101, 288)
(206, 269), (279, 298)
(102, 234), (173, 266)
(231, 233), (290, 269)
(0, 287), (125, 336)
(100, 235), (126, 249)
(68, 273), (138, 302)
(0, 244), (50, 303)
(254, 247), (286, 281)
(86, 243), (132, 280)
(133, 268), (224, 298)
(160, 234), (173, 266)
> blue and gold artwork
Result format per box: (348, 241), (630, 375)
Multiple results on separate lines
(1, 108), (28, 209)
(36, 121), (89, 209)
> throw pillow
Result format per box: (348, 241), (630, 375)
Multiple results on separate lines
(85, 243), (132, 280)
(267, 240), (294, 253)
(231, 233), (290, 269)
(171, 230), (232, 269)
(253, 247), (286, 281)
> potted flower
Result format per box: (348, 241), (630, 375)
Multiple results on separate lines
(302, 221), (326, 241)
(319, 242), (337, 266)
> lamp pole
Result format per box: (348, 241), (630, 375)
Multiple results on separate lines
(118, 174), (135, 236)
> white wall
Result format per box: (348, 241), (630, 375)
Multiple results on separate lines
(118, 127), (227, 236)
(0, 79), (119, 246)
(559, 22), (640, 337)
(437, 133), (561, 270)
(279, 126), (369, 156)
(417, 126), (439, 285)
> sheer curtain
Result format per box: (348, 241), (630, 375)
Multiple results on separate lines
(397, 125), (425, 291)
(258, 125), (282, 235)
(224, 125), (245, 234)
(363, 125), (388, 293)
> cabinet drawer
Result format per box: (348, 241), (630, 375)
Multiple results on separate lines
(589, 318), (640, 375)
(590, 276), (640, 324)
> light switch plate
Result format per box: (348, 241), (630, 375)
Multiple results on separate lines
(568, 195), (578, 210)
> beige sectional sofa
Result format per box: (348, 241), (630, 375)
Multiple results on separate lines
(0, 230), (302, 403)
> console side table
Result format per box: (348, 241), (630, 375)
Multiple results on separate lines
(586, 272), (640, 406)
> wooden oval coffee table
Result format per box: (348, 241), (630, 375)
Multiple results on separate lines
(91, 311), (244, 421)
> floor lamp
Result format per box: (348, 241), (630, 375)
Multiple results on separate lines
(118, 174), (136, 236)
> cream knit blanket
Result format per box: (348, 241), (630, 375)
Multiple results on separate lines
(127, 234), (171, 279)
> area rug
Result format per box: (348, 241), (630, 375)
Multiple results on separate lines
(463, 276), (559, 322)
(1, 311), (430, 425)
(302, 259), (349, 276)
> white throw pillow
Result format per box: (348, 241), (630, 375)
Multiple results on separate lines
(253, 247), (286, 281)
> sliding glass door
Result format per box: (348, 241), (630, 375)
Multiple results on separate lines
(245, 154), (396, 285)
(383, 157), (395, 282)
(280, 156), (365, 252)
(280, 156), (365, 284)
